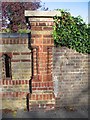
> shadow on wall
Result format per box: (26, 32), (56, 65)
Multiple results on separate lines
(52, 46), (89, 107)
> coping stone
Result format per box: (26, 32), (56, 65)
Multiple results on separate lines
(25, 11), (61, 17)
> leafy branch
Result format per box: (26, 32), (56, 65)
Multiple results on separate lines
(53, 9), (90, 54)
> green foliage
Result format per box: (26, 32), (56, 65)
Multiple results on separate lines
(0, 28), (11, 33)
(0, 28), (30, 33)
(17, 29), (31, 33)
(53, 9), (90, 54)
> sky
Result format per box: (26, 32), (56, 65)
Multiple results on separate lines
(40, 1), (89, 24)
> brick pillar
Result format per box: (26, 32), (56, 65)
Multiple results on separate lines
(25, 11), (61, 108)
(31, 18), (54, 82)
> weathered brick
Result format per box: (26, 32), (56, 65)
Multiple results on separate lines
(13, 52), (20, 55)
(43, 27), (53, 31)
(31, 26), (43, 31)
(43, 35), (52, 38)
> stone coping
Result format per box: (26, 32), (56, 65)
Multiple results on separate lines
(0, 33), (29, 38)
(25, 11), (61, 17)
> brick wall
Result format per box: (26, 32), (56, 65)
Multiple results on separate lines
(52, 47), (89, 108)
(26, 11), (60, 109)
(0, 11), (61, 110)
(0, 11), (89, 110)
(0, 34), (31, 109)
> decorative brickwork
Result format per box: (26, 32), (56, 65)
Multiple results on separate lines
(1, 10), (60, 109)
(0, 11), (89, 110)
(25, 11), (58, 109)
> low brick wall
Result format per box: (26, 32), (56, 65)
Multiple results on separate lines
(0, 37), (89, 110)
(0, 34), (55, 110)
(52, 47), (89, 108)
(0, 34), (30, 110)
(0, 11), (89, 110)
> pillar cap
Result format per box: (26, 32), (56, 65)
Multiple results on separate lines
(25, 10), (61, 17)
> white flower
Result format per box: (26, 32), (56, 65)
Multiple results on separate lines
(6, 18), (10, 24)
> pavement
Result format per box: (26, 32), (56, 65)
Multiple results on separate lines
(1, 105), (88, 119)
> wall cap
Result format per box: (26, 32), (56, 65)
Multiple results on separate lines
(25, 11), (61, 17)
(0, 33), (28, 38)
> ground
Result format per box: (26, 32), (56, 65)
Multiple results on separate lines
(1, 105), (88, 119)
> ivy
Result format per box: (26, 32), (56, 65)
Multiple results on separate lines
(53, 9), (90, 54)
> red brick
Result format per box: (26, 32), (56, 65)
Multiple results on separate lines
(47, 39), (51, 44)
(3, 80), (6, 85)
(35, 39), (43, 44)
(39, 82), (42, 87)
(49, 88), (53, 90)
(32, 77), (38, 82)
(25, 80), (29, 84)
(38, 45), (43, 52)
(21, 52), (31, 55)
(2, 39), (5, 44)
(39, 22), (46, 26)
(33, 94), (36, 100)
(51, 39), (54, 44)
(43, 39), (47, 44)
(49, 82), (53, 87)
(13, 52), (20, 55)
(21, 60), (31, 62)
(22, 39), (26, 44)
(43, 46), (47, 52)
(42, 75), (47, 81)
(36, 83), (39, 87)
(31, 39), (34, 44)
(19, 80), (21, 84)
(32, 34), (42, 38)
(9, 40), (12, 44)
(43, 27), (53, 30)
(16, 92), (18, 97)
(6, 80), (8, 85)
(13, 92), (16, 97)
(32, 88), (37, 90)
(40, 94), (43, 100)
(38, 82), (40, 87)
(3, 93), (5, 97)
(16, 80), (19, 85)
(30, 22), (36, 26)
(43, 94), (45, 100)
(2, 80), (4, 85)
(31, 26), (43, 31)
(42, 82), (44, 87)
(12, 81), (15, 85)
(47, 94), (50, 99)
(22, 80), (24, 84)
(32, 83), (34, 87)
(11, 60), (20, 62)
(36, 94), (38, 100)
(43, 35), (52, 38)
(50, 94), (52, 99)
